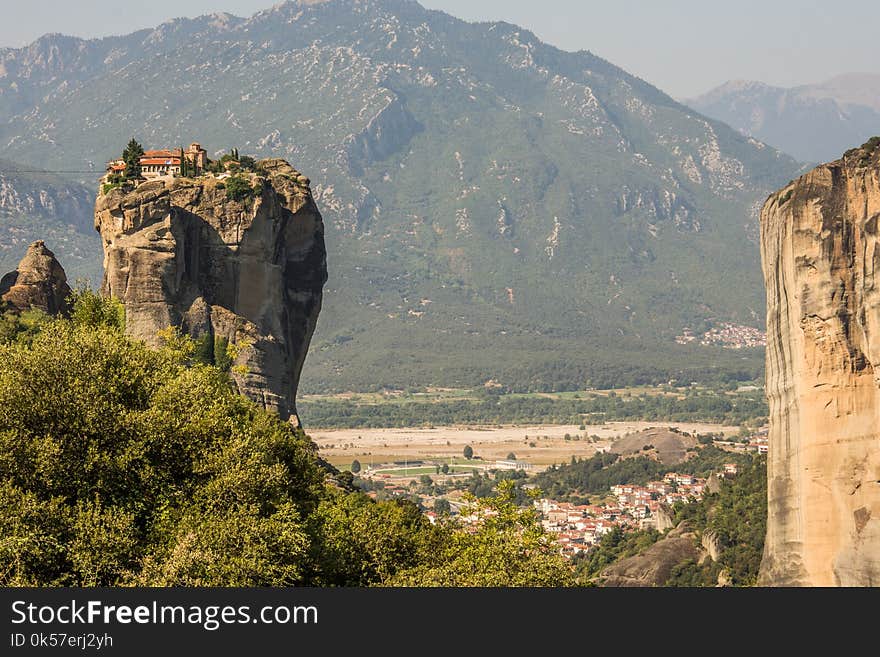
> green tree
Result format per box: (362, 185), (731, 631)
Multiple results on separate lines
(441, 463), (449, 474)
(213, 336), (233, 372)
(0, 295), (322, 586)
(224, 175), (253, 202)
(68, 285), (124, 331)
(507, 452), (516, 461)
(463, 445), (474, 460)
(350, 460), (361, 474)
(305, 494), (431, 586)
(179, 146), (189, 177)
(433, 498), (451, 515)
(122, 138), (144, 180)
(193, 333), (215, 365)
(389, 481), (573, 586)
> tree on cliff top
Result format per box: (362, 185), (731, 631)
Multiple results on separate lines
(122, 138), (144, 180)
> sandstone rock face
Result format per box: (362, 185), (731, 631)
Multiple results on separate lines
(94, 160), (327, 423)
(0, 240), (71, 315)
(759, 139), (880, 586)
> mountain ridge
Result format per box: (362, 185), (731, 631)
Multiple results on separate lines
(687, 73), (880, 163)
(0, 158), (101, 284)
(0, 0), (802, 391)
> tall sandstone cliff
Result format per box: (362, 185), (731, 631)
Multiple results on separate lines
(759, 139), (880, 586)
(94, 160), (327, 424)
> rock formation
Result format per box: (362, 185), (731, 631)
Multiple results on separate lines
(94, 160), (327, 424)
(599, 523), (704, 587)
(610, 427), (698, 465)
(0, 240), (71, 315)
(759, 137), (880, 586)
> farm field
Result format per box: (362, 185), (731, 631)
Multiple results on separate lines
(310, 420), (741, 469)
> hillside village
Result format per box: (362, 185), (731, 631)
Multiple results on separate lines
(353, 428), (769, 559)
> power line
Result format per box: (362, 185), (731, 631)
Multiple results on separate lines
(0, 169), (101, 174)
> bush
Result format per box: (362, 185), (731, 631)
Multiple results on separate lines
(862, 135), (880, 152)
(224, 175), (254, 202)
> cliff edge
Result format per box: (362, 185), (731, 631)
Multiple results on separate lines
(759, 137), (880, 586)
(94, 159), (327, 424)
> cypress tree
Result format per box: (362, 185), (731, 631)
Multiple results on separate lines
(122, 138), (144, 180)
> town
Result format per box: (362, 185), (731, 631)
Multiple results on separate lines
(676, 322), (766, 349)
(350, 427), (768, 558)
(533, 470), (719, 557)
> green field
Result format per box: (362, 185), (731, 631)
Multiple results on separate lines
(299, 385), (769, 429)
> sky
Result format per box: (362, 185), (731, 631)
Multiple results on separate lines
(1, 0), (878, 98)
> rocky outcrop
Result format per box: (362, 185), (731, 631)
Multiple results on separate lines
(653, 504), (676, 532)
(759, 137), (880, 586)
(701, 529), (724, 562)
(0, 240), (71, 315)
(94, 160), (327, 424)
(599, 523), (704, 587)
(610, 427), (698, 465)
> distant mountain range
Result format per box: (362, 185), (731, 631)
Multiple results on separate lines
(0, 0), (802, 391)
(0, 159), (101, 284)
(687, 74), (880, 163)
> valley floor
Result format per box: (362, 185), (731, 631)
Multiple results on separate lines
(311, 420), (741, 468)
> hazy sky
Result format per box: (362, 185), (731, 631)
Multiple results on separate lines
(1, 0), (878, 98)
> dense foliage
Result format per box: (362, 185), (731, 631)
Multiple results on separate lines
(386, 482), (573, 586)
(532, 446), (754, 502)
(224, 175), (257, 202)
(0, 297), (572, 586)
(299, 388), (768, 429)
(573, 527), (662, 583)
(668, 456), (767, 586)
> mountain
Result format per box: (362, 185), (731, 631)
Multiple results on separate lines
(759, 136), (880, 586)
(0, 159), (102, 284)
(687, 74), (880, 163)
(0, 0), (801, 392)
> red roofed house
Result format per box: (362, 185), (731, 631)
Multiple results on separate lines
(106, 143), (208, 180)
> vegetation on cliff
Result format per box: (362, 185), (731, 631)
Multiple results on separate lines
(666, 457), (766, 586)
(0, 294), (571, 586)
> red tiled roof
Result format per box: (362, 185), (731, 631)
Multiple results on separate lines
(140, 157), (181, 166)
(143, 149), (179, 158)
